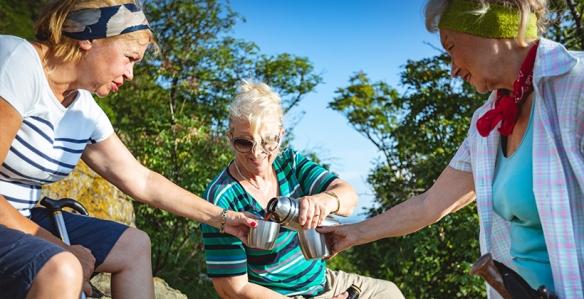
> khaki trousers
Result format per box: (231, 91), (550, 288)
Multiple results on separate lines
(291, 269), (404, 299)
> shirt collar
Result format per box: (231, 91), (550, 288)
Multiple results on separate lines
(533, 38), (579, 81)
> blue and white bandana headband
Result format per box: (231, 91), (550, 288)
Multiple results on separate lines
(62, 3), (150, 40)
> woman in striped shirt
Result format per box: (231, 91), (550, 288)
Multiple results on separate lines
(201, 80), (405, 299)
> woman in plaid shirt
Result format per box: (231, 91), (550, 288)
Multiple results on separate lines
(320, 0), (584, 297)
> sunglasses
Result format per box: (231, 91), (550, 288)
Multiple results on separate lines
(230, 135), (281, 154)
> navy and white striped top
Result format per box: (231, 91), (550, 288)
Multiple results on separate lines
(0, 35), (114, 216)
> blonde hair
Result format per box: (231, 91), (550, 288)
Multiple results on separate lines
(424, 0), (548, 46)
(229, 80), (283, 136)
(34, 0), (155, 62)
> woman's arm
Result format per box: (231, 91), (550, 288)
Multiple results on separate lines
(319, 166), (475, 254)
(82, 133), (256, 238)
(298, 178), (358, 228)
(0, 97), (65, 241)
(211, 275), (287, 299)
(0, 97), (96, 289)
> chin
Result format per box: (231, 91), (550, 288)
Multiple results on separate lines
(94, 87), (111, 98)
(475, 87), (491, 95)
(472, 81), (491, 95)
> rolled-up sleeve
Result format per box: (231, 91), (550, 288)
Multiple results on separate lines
(449, 137), (472, 173)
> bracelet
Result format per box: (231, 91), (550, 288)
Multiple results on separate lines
(324, 191), (340, 214)
(219, 208), (228, 233)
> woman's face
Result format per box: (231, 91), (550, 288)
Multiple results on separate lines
(79, 37), (148, 97)
(230, 118), (282, 176)
(440, 29), (505, 94)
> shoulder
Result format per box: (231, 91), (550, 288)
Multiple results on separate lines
(66, 91), (110, 124)
(0, 35), (39, 69)
(276, 147), (296, 162)
(275, 147), (303, 171)
(203, 167), (239, 207)
(73, 90), (100, 111)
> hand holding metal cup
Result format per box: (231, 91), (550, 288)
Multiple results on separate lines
(247, 218), (281, 250)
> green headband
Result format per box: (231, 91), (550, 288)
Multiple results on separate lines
(438, 0), (538, 39)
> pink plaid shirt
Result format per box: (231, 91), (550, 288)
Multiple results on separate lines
(450, 38), (584, 298)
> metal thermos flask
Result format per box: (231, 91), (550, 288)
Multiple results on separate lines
(266, 196), (339, 259)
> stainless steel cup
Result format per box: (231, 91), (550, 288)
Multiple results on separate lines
(297, 228), (330, 259)
(247, 219), (280, 250)
(297, 216), (340, 260)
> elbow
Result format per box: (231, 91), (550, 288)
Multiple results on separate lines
(213, 283), (247, 299)
(419, 192), (446, 225)
(215, 287), (236, 299)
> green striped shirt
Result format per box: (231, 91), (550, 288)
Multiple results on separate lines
(201, 148), (338, 296)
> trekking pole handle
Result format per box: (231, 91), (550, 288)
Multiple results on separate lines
(39, 197), (89, 299)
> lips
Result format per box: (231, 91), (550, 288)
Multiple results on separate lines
(111, 82), (122, 92)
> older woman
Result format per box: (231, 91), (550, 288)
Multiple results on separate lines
(200, 80), (404, 299)
(0, 1), (256, 298)
(319, 0), (584, 297)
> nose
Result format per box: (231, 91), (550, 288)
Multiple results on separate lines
(124, 63), (134, 81)
(450, 62), (461, 78)
(251, 143), (266, 158)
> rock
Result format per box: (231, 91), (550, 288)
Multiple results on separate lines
(90, 273), (188, 299)
(41, 161), (187, 299)
(41, 161), (135, 226)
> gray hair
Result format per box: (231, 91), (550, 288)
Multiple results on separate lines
(228, 80), (283, 135)
(424, 0), (549, 46)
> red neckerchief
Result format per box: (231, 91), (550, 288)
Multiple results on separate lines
(476, 41), (539, 137)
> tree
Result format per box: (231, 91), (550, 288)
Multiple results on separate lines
(0, 0), (49, 38)
(548, 0), (584, 50)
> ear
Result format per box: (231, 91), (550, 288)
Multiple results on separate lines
(78, 40), (93, 51)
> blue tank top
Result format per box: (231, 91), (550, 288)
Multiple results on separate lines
(492, 105), (555, 292)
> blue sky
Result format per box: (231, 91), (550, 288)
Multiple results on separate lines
(230, 0), (443, 221)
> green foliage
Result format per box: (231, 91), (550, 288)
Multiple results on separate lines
(330, 56), (486, 298)
(0, 0), (48, 38)
(547, 0), (584, 50)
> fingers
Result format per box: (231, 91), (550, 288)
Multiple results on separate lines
(228, 211), (258, 228)
(299, 197), (330, 229)
(298, 197), (311, 227)
(317, 204), (327, 227)
(241, 213), (258, 228)
(83, 282), (92, 296)
(318, 225), (351, 255)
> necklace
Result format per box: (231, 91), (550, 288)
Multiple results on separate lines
(233, 161), (272, 192)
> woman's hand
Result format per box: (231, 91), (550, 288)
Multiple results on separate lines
(317, 223), (362, 257)
(67, 244), (95, 295)
(298, 194), (336, 229)
(222, 211), (257, 243)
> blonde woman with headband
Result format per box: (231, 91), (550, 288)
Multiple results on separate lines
(0, 1), (256, 298)
(200, 80), (404, 299)
(319, 0), (584, 297)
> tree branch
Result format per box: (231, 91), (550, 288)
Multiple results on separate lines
(565, 0), (584, 50)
